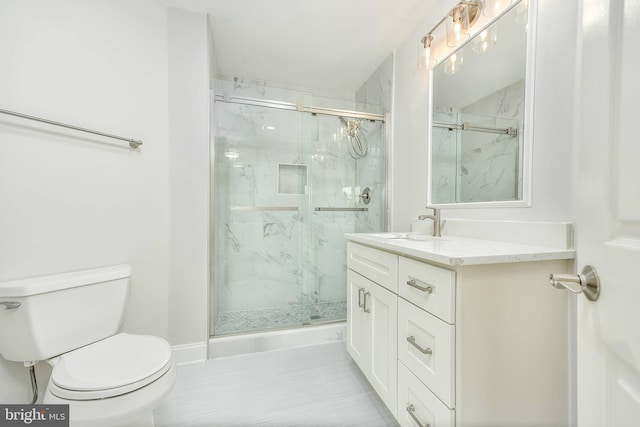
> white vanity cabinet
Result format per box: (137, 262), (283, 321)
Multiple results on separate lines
(346, 237), (573, 427)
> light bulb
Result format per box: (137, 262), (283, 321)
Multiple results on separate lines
(446, 5), (470, 47)
(418, 35), (436, 69)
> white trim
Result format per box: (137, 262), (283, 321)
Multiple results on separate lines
(209, 323), (346, 359)
(427, 0), (538, 208)
(171, 342), (207, 366)
(387, 51), (396, 232)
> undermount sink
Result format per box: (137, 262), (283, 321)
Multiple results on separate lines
(369, 233), (448, 242)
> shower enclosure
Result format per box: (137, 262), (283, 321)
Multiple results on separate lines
(211, 88), (386, 336)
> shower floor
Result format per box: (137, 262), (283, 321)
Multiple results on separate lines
(214, 300), (347, 335)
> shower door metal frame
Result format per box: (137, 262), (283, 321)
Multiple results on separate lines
(213, 94), (386, 122)
(208, 91), (390, 339)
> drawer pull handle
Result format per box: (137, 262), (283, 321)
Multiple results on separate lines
(407, 278), (434, 294)
(363, 292), (371, 313)
(407, 336), (433, 355)
(407, 404), (431, 427)
(358, 288), (365, 308)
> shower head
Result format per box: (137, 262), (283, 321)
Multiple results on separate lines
(339, 116), (368, 160)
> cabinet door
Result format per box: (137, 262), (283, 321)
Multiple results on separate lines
(346, 269), (370, 373)
(369, 280), (398, 417)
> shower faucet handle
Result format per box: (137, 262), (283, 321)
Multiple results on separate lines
(358, 187), (371, 205)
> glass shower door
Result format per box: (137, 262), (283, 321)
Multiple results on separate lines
(302, 107), (386, 326)
(212, 94), (386, 336)
(213, 102), (307, 335)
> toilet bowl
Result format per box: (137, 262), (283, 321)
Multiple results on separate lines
(0, 265), (176, 427)
(44, 333), (176, 427)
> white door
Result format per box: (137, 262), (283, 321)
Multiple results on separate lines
(575, 0), (640, 425)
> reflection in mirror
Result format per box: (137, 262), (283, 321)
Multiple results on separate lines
(430, 1), (529, 205)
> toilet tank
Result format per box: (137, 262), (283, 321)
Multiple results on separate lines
(0, 265), (131, 363)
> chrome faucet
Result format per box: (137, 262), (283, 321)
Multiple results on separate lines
(418, 208), (442, 237)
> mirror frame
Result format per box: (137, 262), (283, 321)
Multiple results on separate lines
(426, 0), (538, 208)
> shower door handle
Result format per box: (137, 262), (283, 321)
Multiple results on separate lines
(358, 288), (365, 309)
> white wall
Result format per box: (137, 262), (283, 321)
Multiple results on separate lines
(167, 8), (211, 351)
(391, 0), (578, 229)
(0, 0), (170, 402)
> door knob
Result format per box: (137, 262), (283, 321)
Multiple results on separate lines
(550, 265), (600, 301)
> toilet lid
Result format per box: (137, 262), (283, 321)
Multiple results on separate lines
(50, 333), (173, 400)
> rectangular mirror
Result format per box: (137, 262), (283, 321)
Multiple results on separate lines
(428, 0), (534, 207)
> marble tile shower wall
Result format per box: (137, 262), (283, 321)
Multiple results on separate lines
(432, 79), (524, 203)
(213, 79), (385, 333)
(355, 54), (393, 232)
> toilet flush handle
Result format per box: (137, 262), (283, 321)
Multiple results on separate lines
(0, 301), (21, 309)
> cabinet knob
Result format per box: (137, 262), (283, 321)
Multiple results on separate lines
(550, 265), (600, 301)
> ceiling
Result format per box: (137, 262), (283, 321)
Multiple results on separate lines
(164, 0), (440, 93)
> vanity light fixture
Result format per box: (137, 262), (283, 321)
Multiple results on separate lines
(418, 0), (481, 70)
(446, 0), (481, 47)
(446, 4), (469, 47)
(472, 23), (498, 53)
(418, 34), (436, 69)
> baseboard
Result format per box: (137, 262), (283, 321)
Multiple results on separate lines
(171, 341), (207, 366)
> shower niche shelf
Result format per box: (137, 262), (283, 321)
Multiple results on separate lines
(277, 163), (307, 195)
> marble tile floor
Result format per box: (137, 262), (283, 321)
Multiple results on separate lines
(154, 341), (399, 427)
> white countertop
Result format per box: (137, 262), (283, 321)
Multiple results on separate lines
(345, 232), (576, 267)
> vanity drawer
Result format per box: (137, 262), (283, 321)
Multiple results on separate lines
(398, 361), (454, 427)
(399, 256), (455, 324)
(398, 297), (455, 408)
(347, 242), (398, 293)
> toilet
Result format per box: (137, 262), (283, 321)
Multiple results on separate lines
(0, 264), (176, 427)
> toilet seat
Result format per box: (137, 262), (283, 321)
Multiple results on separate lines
(48, 333), (173, 400)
